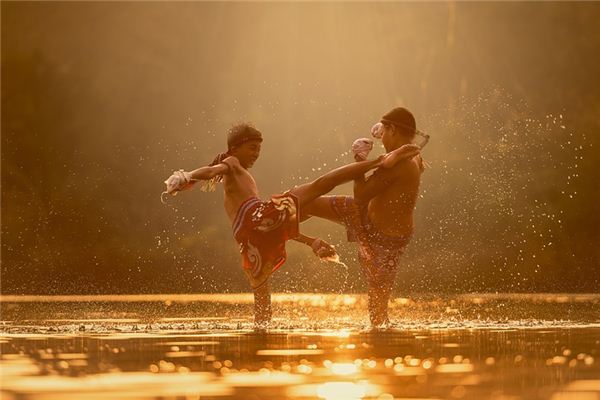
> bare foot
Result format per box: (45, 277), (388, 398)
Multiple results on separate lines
(369, 323), (392, 332)
(381, 144), (421, 168)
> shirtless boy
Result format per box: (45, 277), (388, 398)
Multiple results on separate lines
(164, 123), (420, 327)
(301, 107), (425, 327)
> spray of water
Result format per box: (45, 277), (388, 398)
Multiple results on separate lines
(401, 88), (586, 293)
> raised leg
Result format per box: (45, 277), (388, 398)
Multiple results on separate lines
(299, 196), (343, 223)
(290, 158), (381, 208)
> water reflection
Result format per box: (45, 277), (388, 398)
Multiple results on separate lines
(330, 363), (358, 375)
(316, 381), (368, 399)
(1, 293), (599, 399)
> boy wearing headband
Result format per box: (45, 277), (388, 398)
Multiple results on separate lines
(302, 107), (425, 328)
(164, 123), (420, 328)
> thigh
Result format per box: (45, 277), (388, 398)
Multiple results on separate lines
(300, 196), (343, 224)
(288, 181), (321, 209)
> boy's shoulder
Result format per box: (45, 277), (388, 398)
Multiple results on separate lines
(222, 155), (241, 169)
(388, 155), (422, 181)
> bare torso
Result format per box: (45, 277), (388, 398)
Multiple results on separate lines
(221, 157), (260, 223)
(367, 155), (422, 236)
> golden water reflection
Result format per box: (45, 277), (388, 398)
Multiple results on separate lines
(1, 293), (599, 399)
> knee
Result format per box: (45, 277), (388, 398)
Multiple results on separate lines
(300, 203), (314, 221)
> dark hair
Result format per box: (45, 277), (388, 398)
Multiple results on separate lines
(381, 107), (417, 137)
(201, 123), (262, 188)
(227, 123), (263, 150)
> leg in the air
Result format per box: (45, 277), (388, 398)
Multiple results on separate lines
(291, 144), (420, 208)
(290, 158), (382, 208)
(299, 196), (343, 223)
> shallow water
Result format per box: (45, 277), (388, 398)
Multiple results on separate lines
(1, 293), (599, 399)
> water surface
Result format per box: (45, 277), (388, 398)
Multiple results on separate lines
(1, 293), (599, 399)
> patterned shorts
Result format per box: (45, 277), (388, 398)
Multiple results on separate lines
(330, 196), (411, 285)
(232, 192), (299, 288)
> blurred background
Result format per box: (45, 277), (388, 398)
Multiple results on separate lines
(2, 2), (599, 295)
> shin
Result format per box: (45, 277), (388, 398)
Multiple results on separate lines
(291, 158), (381, 207)
(367, 278), (394, 327)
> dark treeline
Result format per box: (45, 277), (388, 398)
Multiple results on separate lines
(2, 2), (599, 294)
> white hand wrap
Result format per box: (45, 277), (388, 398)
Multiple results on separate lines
(352, 138), (374, 161)
(164, 170), (192, 194)
(371, 122), (384, 139)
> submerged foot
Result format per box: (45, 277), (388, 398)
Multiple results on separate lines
(369, 318), (392, 332)
(253, 322), (270, 334)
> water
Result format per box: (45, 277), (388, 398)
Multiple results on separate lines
(1, 293), (599, 399)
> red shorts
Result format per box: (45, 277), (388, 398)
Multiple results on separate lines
(330, 196), (411, 285)
(232, 192), (299, 288)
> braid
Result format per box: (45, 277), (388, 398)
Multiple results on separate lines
(209, 152), (230, 167)
(201, 151), (229, 192)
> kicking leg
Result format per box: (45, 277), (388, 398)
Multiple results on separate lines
(290, 144), (420, 208)
(290, 158), (382, 208)
(300, 196), (342, 223)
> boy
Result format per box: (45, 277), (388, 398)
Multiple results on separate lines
(164, 123), (420, 327)
(301, 107), (425, 327)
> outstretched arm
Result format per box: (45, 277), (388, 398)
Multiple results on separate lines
(164, 162), (230, 194)
(188, 163), (229, 181)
